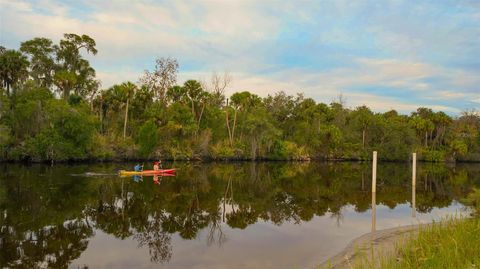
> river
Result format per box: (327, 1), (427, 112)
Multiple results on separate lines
(1, 162), (478, 269)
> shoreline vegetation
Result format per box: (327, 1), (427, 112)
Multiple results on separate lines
(321, 217), (480, 269)
(322, 188), (480, 269)
(320, 224), (422, 269)
(1, 33), (480, 163)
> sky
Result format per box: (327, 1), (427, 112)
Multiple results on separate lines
(0, 0), (479, 114)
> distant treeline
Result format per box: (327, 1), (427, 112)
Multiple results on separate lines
(0, 34), (479, 162)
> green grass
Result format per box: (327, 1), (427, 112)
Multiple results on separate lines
(355, 217), (480, 269)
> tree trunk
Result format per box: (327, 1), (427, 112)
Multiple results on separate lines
(191, 98), (195, 118)
(424, 131), (428, 147)
(63, 87), (69, 101)
(232, 109), (238, 142)
(225, 106), (233, 146)
(362, 129), (366, 149)
(99, 99), (104, 134)
(196, 102), (206, 136)
(251, 137), (257, 160)
(123, 98), (129, 139)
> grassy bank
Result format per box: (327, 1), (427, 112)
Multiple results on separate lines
(353, 188), (480, 269)
(352, 217), (480, 269)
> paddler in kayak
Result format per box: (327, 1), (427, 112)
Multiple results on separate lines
(134, 163), (143, 172)
(153, 161), (160, 171)
(133, 175), (143, 183)
(153, 174), (160, 185)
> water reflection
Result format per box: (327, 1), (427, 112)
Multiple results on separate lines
(412, 153), (417, 218)
(0, 162), (479, 268)
(369, 184), (377, 268)
(371, 191), (376, 233)
(412, 183), (416, 218)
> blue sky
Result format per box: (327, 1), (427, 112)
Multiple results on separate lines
(1, 0), (479, 114)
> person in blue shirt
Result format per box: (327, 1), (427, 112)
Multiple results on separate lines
(133, 175), (143, 182)
(134, 163), (143, 172)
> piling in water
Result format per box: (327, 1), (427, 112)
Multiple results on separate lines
(412, 153), (416, 186)
(412, 153), (417, 218)
(372, 151), (377, 193)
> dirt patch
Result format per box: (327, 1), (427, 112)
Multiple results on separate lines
(318, 224), (423, 269)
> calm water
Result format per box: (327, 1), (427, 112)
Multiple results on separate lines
(1, 162), (479, 269)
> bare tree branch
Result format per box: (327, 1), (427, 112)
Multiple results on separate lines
(139, 57), (179, 101)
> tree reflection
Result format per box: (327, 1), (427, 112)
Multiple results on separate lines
(133, 216), (172, 263)
(0, 162), (479, 268)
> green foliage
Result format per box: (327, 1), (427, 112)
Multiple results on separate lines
(0, 49), (29, 95)
(354, 217), (480, 269)
(54, 70), (77, 99)
(462, 188), (480, 215)
(449, 139), (468, 159)
(10, 87), (53, 139)
(271, 140), (308, 160)
(20, 37), (55, 88)
(137, 121), (159, 157)
(0, 124), (12, 160)
(210, 141), (236, 160)
(422, 149), (446, 162)
(19, 100), (96, 161)
(88, 133), (115, 160)
(2, 33), (480, 162)
(0, 88), (10, 119)
(24, 127), (79, 161)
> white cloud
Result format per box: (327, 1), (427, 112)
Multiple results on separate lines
(1, 0), (479, 115)
(96, 69), (142, 89)
(343, 92), (459, 113)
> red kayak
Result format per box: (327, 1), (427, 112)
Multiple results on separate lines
(119, 169), (176, 176)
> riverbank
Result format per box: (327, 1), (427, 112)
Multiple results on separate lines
(318, 224), (422, 269)
(2, 156), (480, 164)
(320, 217), (480, 269)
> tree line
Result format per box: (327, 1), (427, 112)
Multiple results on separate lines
(0, 33), (479, 162)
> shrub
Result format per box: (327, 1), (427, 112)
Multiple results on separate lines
(137, 120), (159, 158)
(421, 149), (446, 162)
(88, 133), (115, 160)
(210, 141), (236, 160)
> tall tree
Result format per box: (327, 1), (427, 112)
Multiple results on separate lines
(120, 82), (137, 139)
(20, 37), (56, 88)
(230, 91), (262, 143)
(140, 57), (179, 101)
(351, 106), (374, 149)
(0, 49), (29, 96)
(55, 33), (98, 100)
(208, 72), (230, 107)
(53, 70), (77, 100)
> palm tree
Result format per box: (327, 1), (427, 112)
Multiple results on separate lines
(0, 49), (29, 96)
(119, 82), (137, 139)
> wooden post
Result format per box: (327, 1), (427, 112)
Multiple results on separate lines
(371, 151), (377, 233)
(372, 151), (377, 193)
(412, 153), (417, 218)
(412, 153), (416, 186)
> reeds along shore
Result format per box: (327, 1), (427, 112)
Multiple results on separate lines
(352, 217), (480, 269)
(346, 153), (479, 269)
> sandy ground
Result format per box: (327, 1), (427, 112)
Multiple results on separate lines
(318, 224), (423, 269)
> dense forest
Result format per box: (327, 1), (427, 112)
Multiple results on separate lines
(0, 33), (479, 162)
